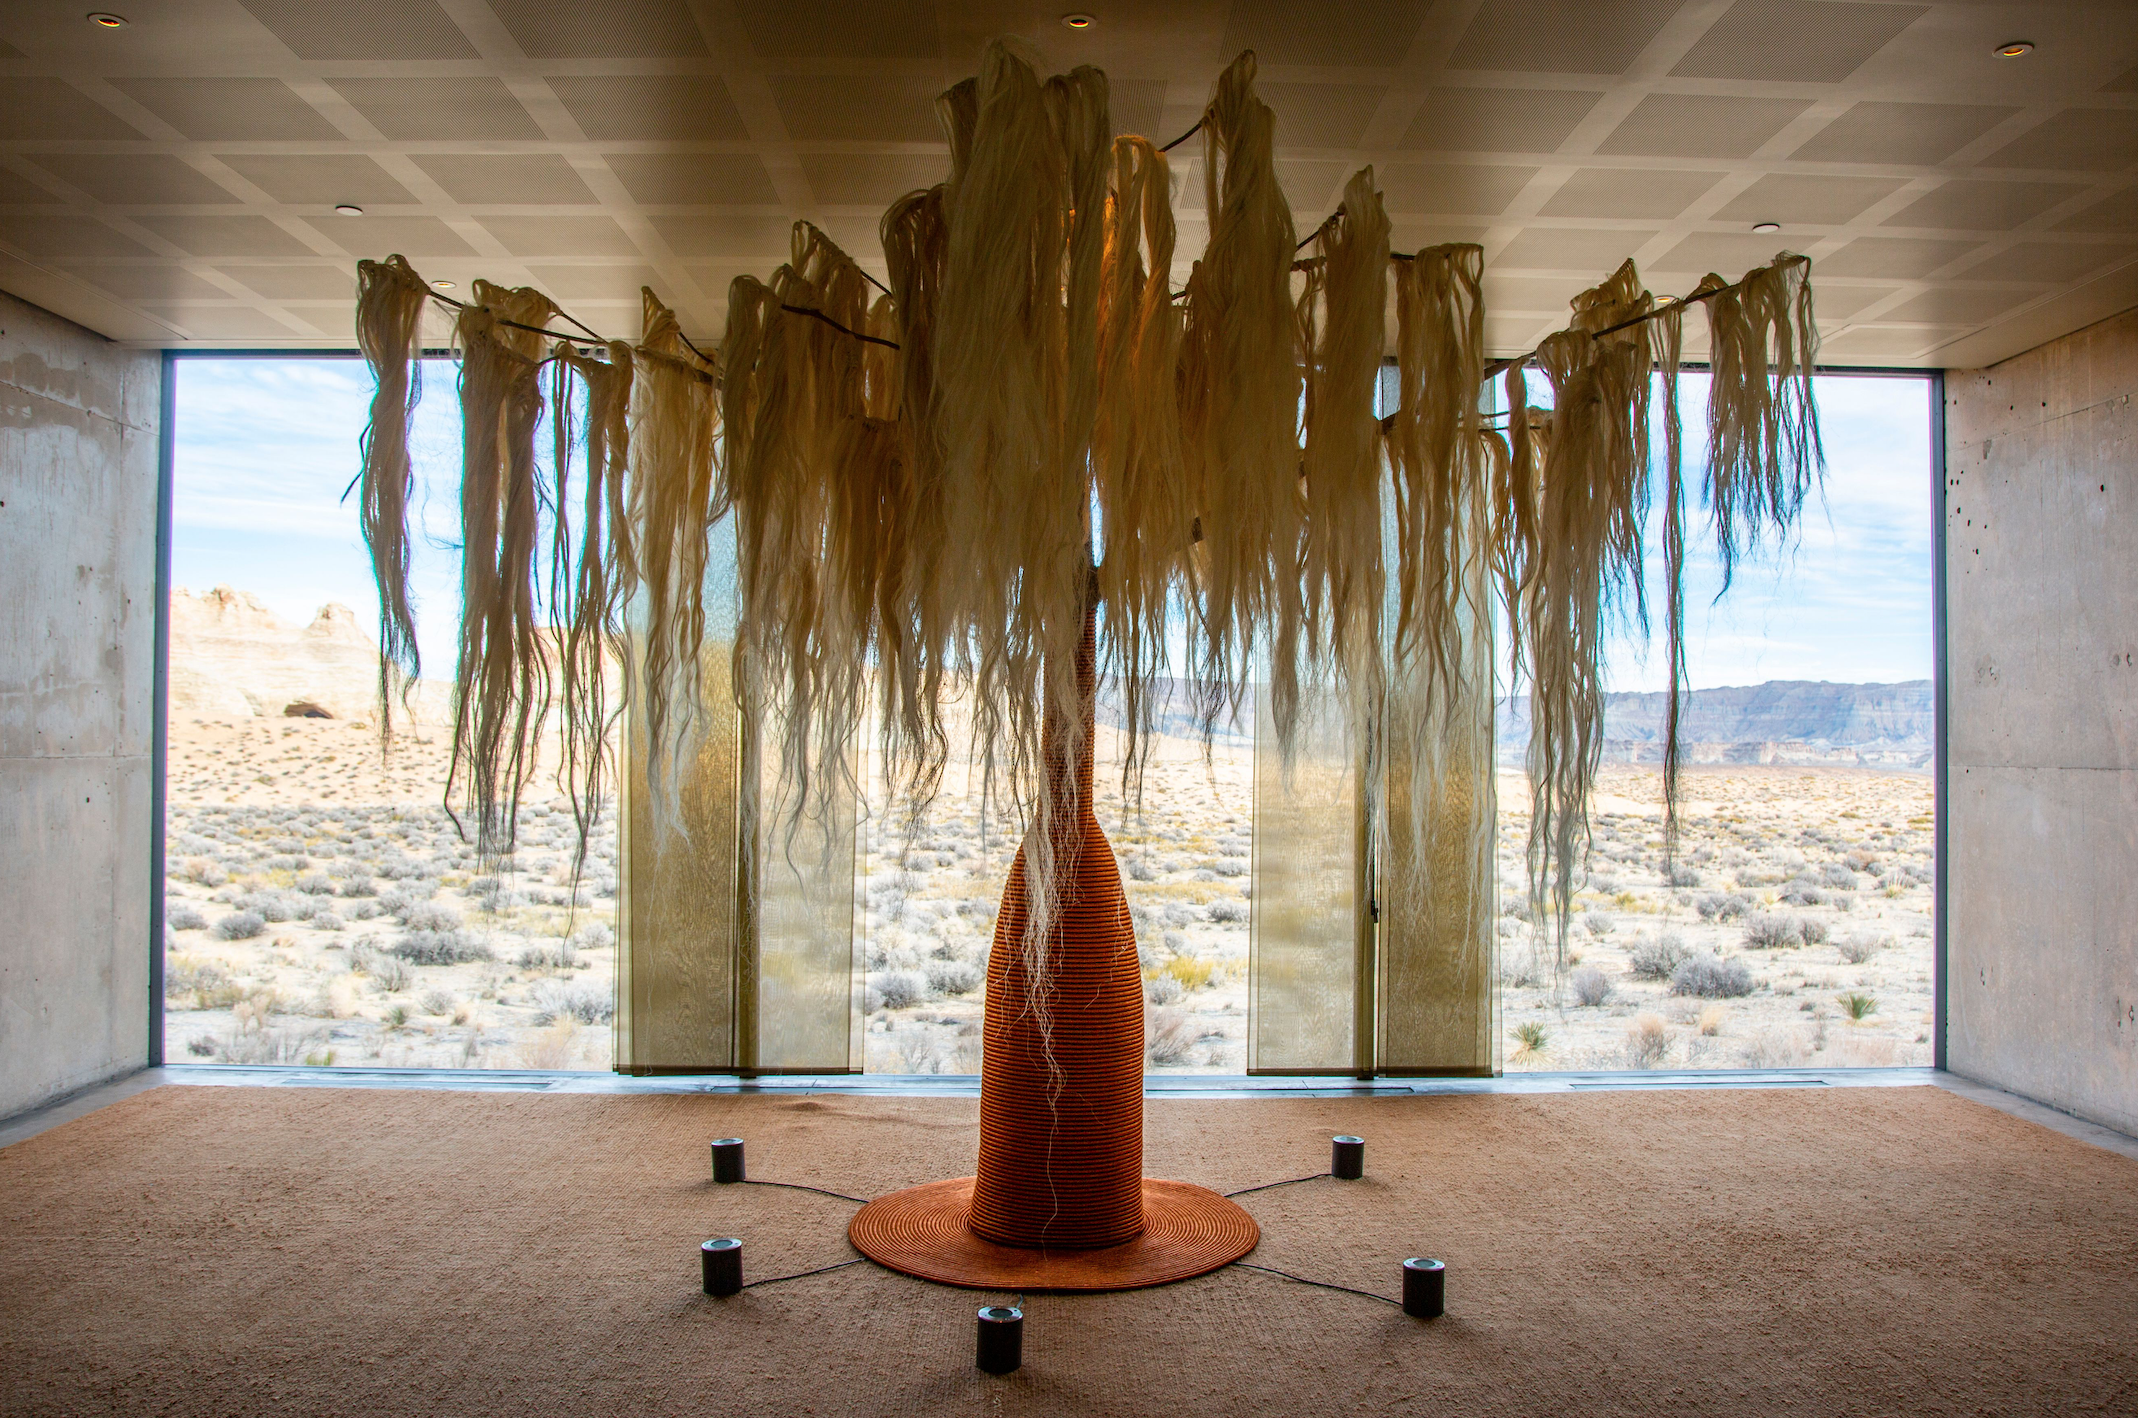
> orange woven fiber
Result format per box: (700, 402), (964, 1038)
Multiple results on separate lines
(966, 591), (1148, 1249)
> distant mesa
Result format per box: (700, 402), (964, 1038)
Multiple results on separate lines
(1497, 681), (1934, 771)
(168, 585), (441, 724)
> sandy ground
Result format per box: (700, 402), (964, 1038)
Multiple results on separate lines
(164, 716), (1932, 1076)
(163, 714), (619, 1070)
(1497, 764), (1936, 1070)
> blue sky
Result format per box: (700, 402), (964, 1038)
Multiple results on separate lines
(170, 361), (1932, 693)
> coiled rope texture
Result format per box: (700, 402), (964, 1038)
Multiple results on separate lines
(967, 594), (1147, 1249)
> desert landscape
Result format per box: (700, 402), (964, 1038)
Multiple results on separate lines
(162, 586), (1933, 1075)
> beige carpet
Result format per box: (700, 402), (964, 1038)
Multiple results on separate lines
(2, 1084), (2134, 1416)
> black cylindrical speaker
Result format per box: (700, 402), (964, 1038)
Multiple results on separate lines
(1331, 1135), (1365, 1179)
(712, 1137), (745, 1184)
(976, 1305), (1023, 1374)
(1402, 1257), (1445, 1318)
(701, 1237), (743, 1296)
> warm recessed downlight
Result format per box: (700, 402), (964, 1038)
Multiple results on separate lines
(1996, 40), (2034, 58)
(1752, 221), (1782, 234)
(1061, 13), (1096, 28)
(333, 204), (363, 216)
(431, 279), (455, 290)
(87, 12), (128, 27)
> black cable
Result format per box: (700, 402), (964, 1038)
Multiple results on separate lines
(1158, 117), (1203, 152)
(740, 1179), (871, 1205)
(1232, 1262), (1401, 1308)
(1224, 1173), (1326, 1198)
(742, 1256), (867, 1289)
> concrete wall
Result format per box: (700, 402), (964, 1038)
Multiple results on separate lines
(1946, 306), (2138, 1137)
(0, 291), (160, 1120)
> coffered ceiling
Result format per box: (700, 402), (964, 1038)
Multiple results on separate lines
(3, 0), (2137, 367)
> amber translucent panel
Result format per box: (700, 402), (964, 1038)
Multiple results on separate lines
(1376, 539), (1498, 1076)
(617, 640), (742, 1072)
(1247, 684), (1364, 1073)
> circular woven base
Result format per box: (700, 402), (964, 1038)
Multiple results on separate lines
(849, 1177), (1258, 1291)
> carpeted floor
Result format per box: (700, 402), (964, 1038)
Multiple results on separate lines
(2, 1084), (2134, 1416)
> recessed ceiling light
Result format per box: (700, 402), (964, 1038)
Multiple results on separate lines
(431, 279), (455, 290)
(1061, 13), (1096, 28)
(333, 204), (364, 216)
(1751, 221), (1781, 234)
(87, 12), (128, 27)
(1995, 40), (2034, 58)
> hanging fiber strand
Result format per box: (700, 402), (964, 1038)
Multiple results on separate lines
(1185, 49), (1303, 751)
(629, 288), (723, 830)
(1092, 133), (1186, 807)
(1524, 260), (1653, 976)
(1387, 240), (1486, 695)
(929, 42), (1110, 997)
(353, 254), (433, 746)
(548, 339), (635, 874)
(878, 184), (953, 807)
(723, 224), (878, 859)
(1703, 252), (1823, 590)
(1648, 291), (1698, 876)
(1298, 166), (1390, 704)
(448, 281), (560, 860)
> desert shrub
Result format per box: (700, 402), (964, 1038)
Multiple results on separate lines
(179, 857), (229, 887)
(401, 902), (462, 933)
(1146, 973), (1184, 1006)
(862, 984), (884, 1014)
(420, 988), (456, 1015)
(1844, 849), (1881, 873)
(874, 970), (929, 1010)
(1128, 858), (1157, 882)
(337, 874), (377, 897)
(1569, 965), (1614, 1007)
(392, 929), (493, 965)
(1836, 933), (1888, 965)
(1819, 863), (1858, 890)
(1696, 891), (1754, 922)
(1162, 904), (1197, 929)
(1146, 1007), (1196, 1064)
(1743, 913), (1807, 950)
(1779, 878), (1826, 906)
(1697, 1004), (1725, 1036)
(533, 979), (614, 1026)
(1625, 1013), (1671, 1069)
(167, 903), (208, 931)
(571, 922), (616, 952)
(1627, 931), (1692, 980)
(1838, 990), (1878, 1021)
(164, 952), (231, 1001)
(295, 874), (336, 895)
(518, 940), (578, 970)
(310, 911), (344, 932)
(1163, 955), (1215, 991)
(924, 958), (982, 996)
(1207, 898), (1248, 924)
(1669, 954), (1754, 999)
(1664, 864), (1702, 888)
(1582, 912), (1614, 938)
(471, 876), (527, 912)
(345, 900), (382, 920)
(214, 910), (267, 941)
(239, 891), (299, 923)
(1510, 1021), (1548, 1059)
(370, 956), (413, 992)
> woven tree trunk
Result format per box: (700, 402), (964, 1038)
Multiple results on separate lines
(966, 586), (1147, 1248)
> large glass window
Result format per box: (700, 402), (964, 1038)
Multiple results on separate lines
(1498, 373), (1936, 1070)
(159, 360), (1935, 1076)
(163, 357), (620, 1071)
